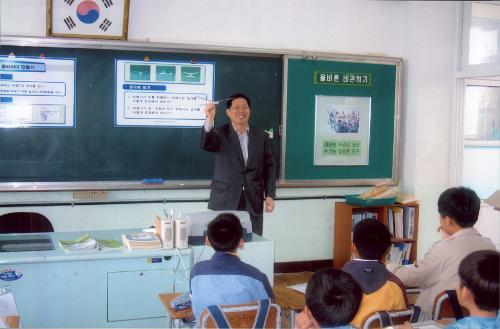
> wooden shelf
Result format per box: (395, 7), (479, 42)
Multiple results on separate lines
(333, 202), (419, 268)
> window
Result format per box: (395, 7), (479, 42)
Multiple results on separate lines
(456, 2), (500, 249)
(461, 1), (500, 68)
(461, 79), (500, 199)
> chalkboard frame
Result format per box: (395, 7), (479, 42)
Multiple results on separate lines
(0, 37), (402, 191)
(280, 54), (403, 187)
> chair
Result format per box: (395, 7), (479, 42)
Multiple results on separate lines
(198, 299), (281, 329)
(432, 290), (469, 321)
(0, 212), (53, 234)
(361, 305), (421, 329)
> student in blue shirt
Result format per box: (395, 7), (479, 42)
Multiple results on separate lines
(402, 249), (499, 329)
(295, 268), (362, 329)
(189, 212), (273, 322)
(443, 249), (499, 329)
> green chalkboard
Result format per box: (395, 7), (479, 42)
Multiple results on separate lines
(0, 46), (282, 185)
(283, 56), (401, 184)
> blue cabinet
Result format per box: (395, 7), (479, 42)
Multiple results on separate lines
(108, 269), (175, 322)
(0, 230), (191, 328)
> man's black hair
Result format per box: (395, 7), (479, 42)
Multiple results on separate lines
(207, 212), (243, 252)
(227, 93), (251, 109)
(305, 268), (362, 327)
(438, 187), (480, 228)
(458, 250), (499, 312)
(353, 219), (391, 260)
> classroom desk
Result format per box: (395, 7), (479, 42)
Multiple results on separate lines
(273, 286), (305, 328)
(158, 292), (195, 328)
(272, 285), (427, 329)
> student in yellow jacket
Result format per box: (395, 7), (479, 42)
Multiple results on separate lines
(343, 219), (407, 328)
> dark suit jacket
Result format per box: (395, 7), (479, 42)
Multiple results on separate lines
(201, 123), (276, 217)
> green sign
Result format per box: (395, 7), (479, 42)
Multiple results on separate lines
(314, 72), (371, 86)
(322, 139), (361, 156)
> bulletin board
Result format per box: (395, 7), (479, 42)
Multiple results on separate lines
(281, 55), (402, 186)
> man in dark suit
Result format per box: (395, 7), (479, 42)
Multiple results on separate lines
(201, 93), (276, 235)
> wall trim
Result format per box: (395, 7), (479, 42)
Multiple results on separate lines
(274, 259), (333, 273)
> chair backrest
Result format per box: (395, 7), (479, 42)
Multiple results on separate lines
(432, 290), (469, 320)
(0, 212), (53, 234)
(198, 299), (280, 329)
(361, 305), (421, 329)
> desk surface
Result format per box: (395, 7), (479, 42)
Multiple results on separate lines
(273, 286), (305, 311)
(158, 292), (195, 320)
(0, 229), (192, 264)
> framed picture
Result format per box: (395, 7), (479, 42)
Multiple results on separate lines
(314, 95), (371, 166)
(47, 0), (130, 40)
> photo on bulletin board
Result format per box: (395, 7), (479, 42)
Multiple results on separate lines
(314, 95), (371, 166)
(47, 0), (130, 40)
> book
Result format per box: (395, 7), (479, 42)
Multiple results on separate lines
(403, 242), (413, 265)
(388, 243), (403, 264)
(392, 207), (404, 238)
(388, 208), (395, 237)
(121, 232), (162, 250)
(59, 234), (99, 252)
(59, 234), (123, 253)
(388, 242), (412, 265)
(407, 206), (415, 238)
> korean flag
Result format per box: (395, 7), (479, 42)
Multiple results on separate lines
(51, 0), (128, 39)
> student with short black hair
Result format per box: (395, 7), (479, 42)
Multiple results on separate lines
(446, 249), (500, 328)
(402, 250), (499, 329)
(388, 187), (496, 319)
(189, 213), (273, 322)
(295, 268), (362, 329)
(342, 219), (408, 328)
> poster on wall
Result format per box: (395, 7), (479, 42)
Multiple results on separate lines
(314, 95), (371, 166)
(0, 56), (76, 128)
(115, 59), (215, 127)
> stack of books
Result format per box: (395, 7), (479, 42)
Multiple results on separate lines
(387, 206), (416, 239)
(388, 242), (412, 265)
(121, 232), (162, 250)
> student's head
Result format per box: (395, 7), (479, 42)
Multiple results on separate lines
(207, 213), (243, 252)
(457, 250), (499, 312)
(438, 187), (480, 229)
(352, 219), (391, 260)
(226, 93), (251, 127)
(305, 268), (362, 328)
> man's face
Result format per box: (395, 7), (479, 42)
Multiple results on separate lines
(226, 97), (251, 126)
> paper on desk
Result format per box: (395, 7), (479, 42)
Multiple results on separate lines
(288, 283), (307, 294)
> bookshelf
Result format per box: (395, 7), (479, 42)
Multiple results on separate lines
(333, 202), (420, 268)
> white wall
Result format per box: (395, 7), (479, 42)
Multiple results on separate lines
(0, 0), (460, 262)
